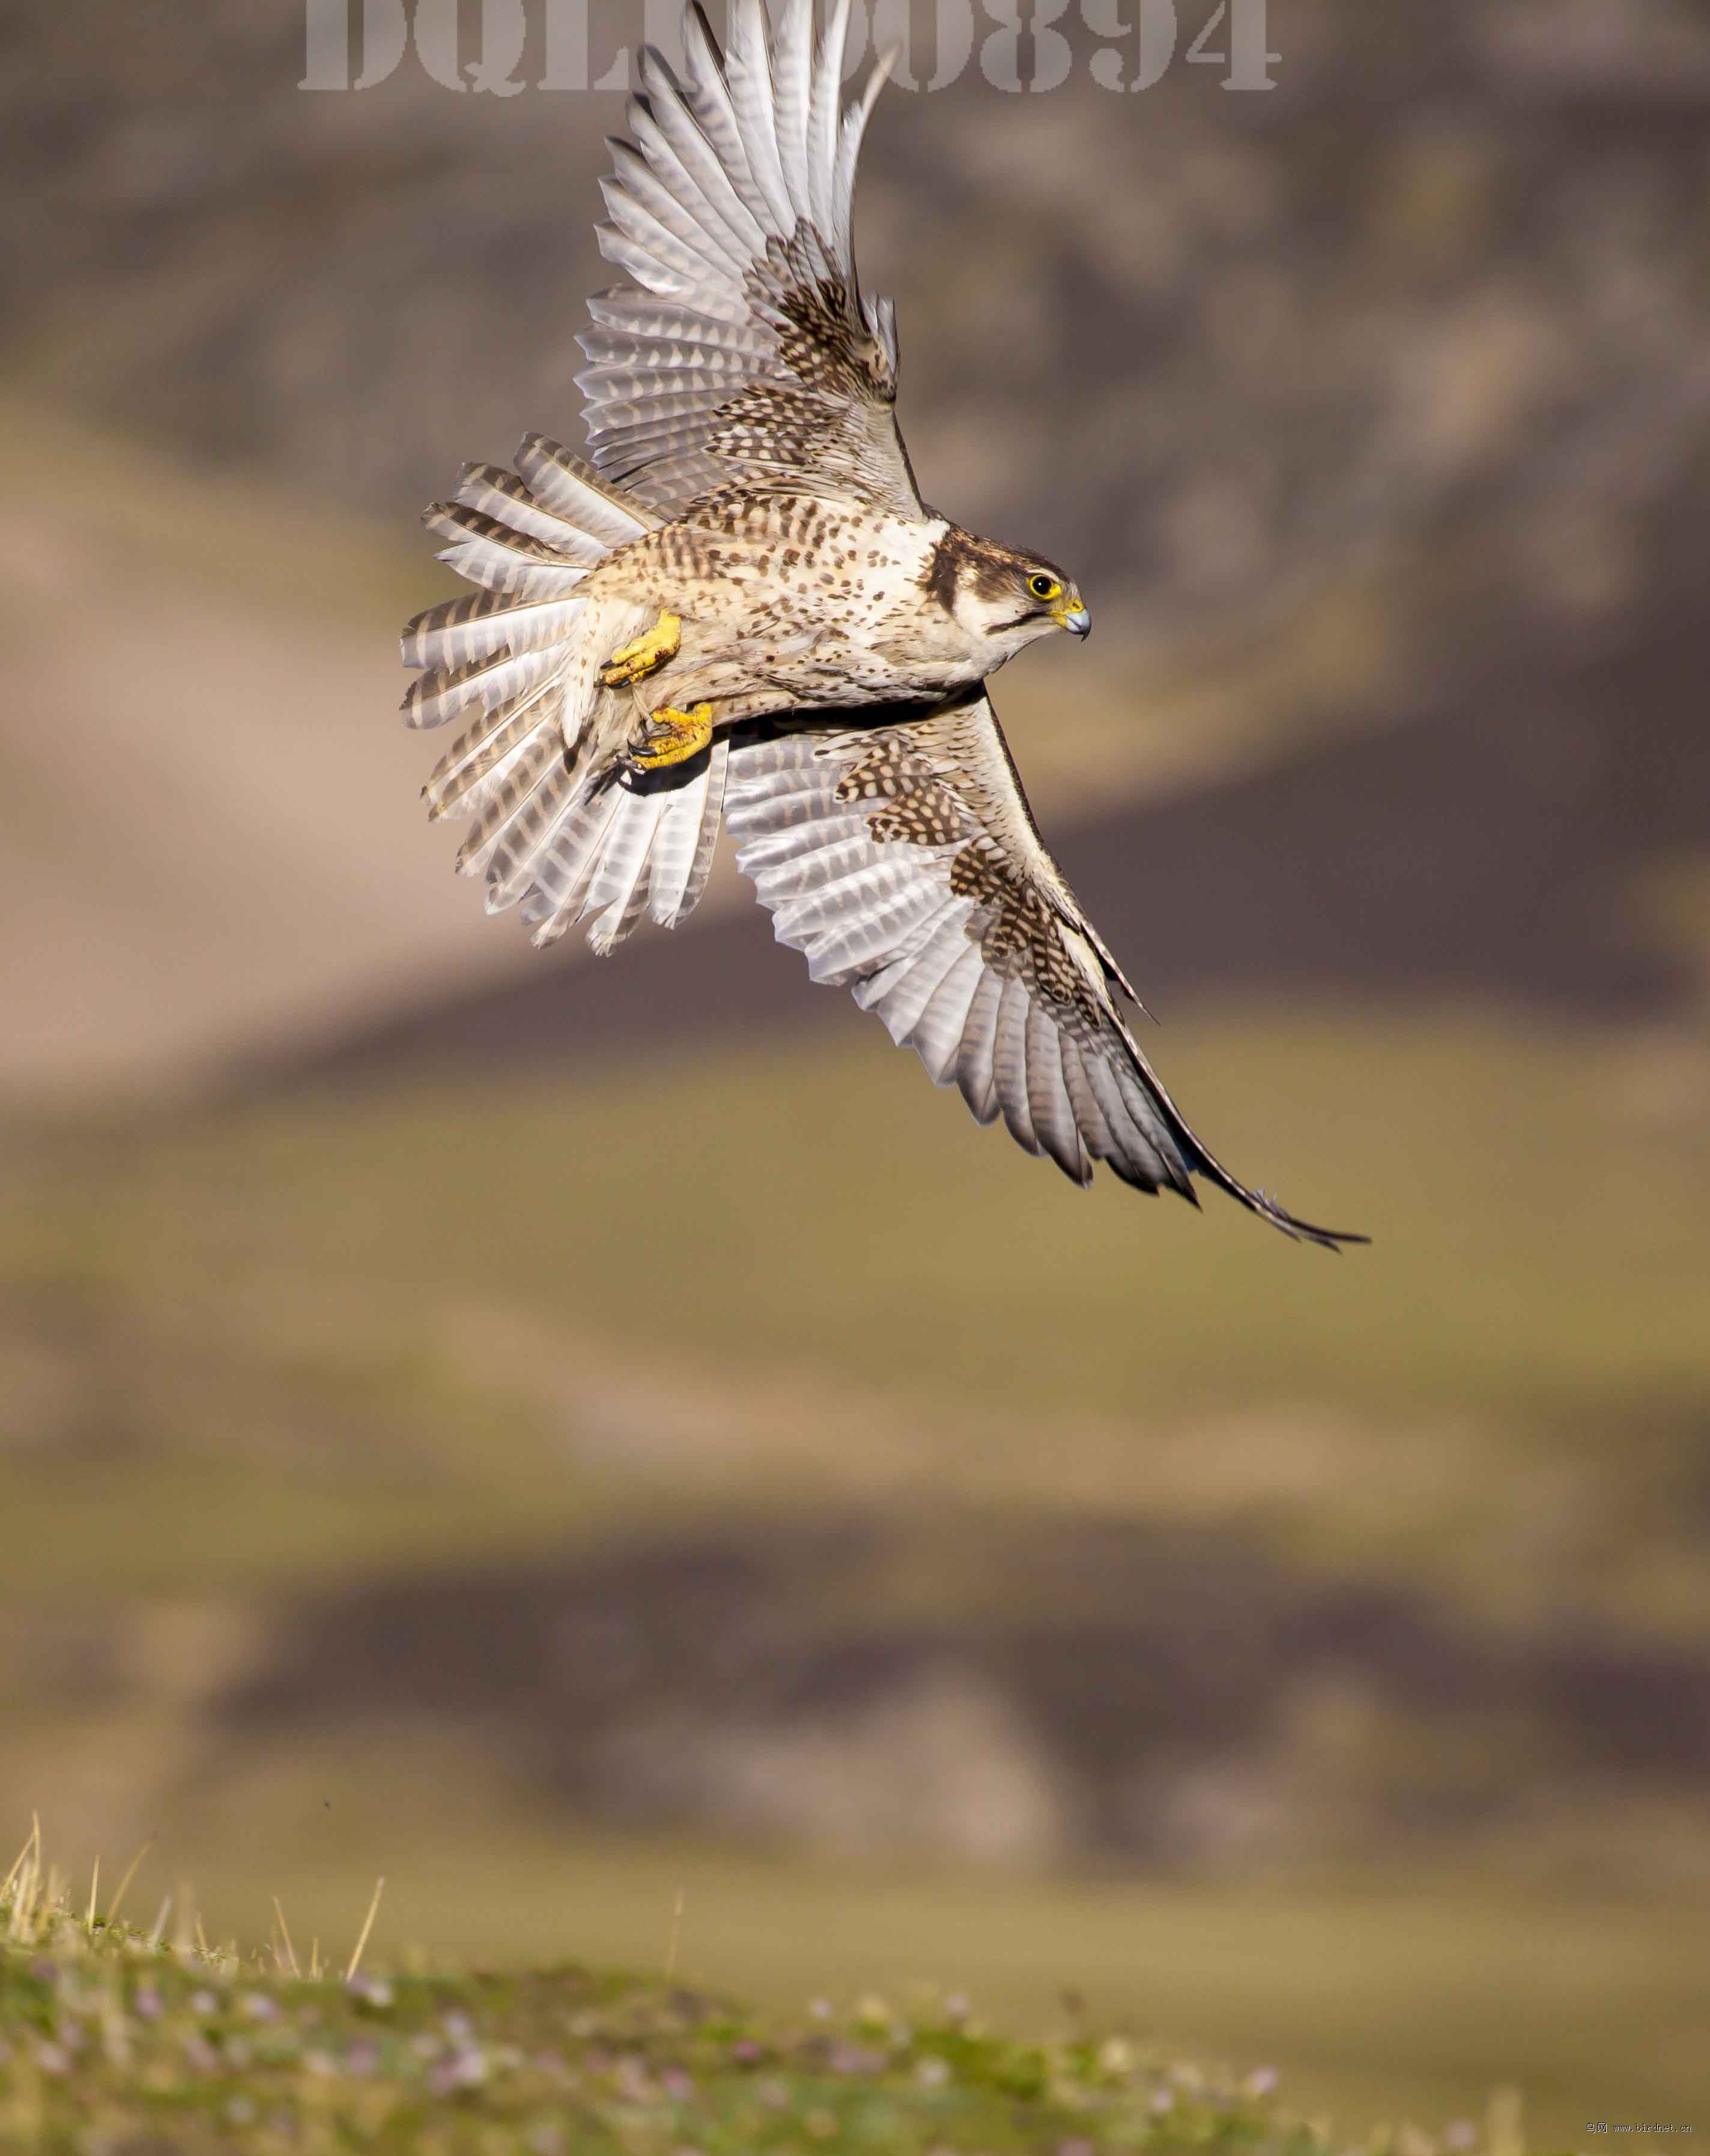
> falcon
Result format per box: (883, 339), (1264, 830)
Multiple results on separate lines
(400, 0), (1363, 1249)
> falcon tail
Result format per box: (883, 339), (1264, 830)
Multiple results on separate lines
(401, 435), (727, 954)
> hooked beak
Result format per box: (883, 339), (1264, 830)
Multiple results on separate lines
(1055, 600), (1091, 639)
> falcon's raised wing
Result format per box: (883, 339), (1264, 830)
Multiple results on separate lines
(579, 0), (923, 521)
(724, 691), (1366, 1248)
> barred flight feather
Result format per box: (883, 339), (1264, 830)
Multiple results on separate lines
(483, 772), (590, 911)
(680, 742), (729, 919)
(723, 0), (795, 231)
(513, 435), (654, 546)
(402, 644), (565, 731)
(521, 783), (627, 943)
(422, 685), (559, 824)
(953, 969), (1005, 1128)
(583, 789), (667, 951)
(646, 741), (729, 927)
(629, 115), (762, 269)
(401, 592), (587, 675)
(452, 464), (608, 556)
(1058, 1034), (1116, 1165)
(853, 909), (973, 1034)
(1026, 1001), (1091, 1185)
(910, 944), (988, 1086)
(422, 505), (593, 598)
(992, 976), (1040, 1157)
(581, 293), (779, 365)
(453, 730), (568, 880)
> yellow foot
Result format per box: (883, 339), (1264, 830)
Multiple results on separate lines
(601, 609), (682, 688)
(626, 702), (714, 773)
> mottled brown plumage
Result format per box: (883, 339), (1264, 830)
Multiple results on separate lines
(396, 0), (1362, 1247)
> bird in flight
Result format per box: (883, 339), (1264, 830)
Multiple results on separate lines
(400, 0), (1363, 1249)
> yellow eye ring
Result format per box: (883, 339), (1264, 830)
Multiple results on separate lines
(1028, 573), (1061, 601)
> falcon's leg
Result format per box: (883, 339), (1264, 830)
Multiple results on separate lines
(625, 702), (715, 773)
(601, 610), (682, 687)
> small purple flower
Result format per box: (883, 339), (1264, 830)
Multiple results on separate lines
(1150, 2088), (1176, 2115)
(132, 1985), (163, 2021)
(189, 1991), (220, 2018)
(1245, 2066), (1280, 2098)
(1446, 2125), (1477, 2151)
(730, 2039), (763, 2065)
(829, 2044), (883, 2075)
(34, 2042), (69, 2076)
(347, 2039), (381, 2077)
(240, 1992), (280, 2023)
(442, 2010), (474, 2044)
(660, 2066), (694, 2101)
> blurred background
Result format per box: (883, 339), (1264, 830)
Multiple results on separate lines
(3, 0), (1709, 2140)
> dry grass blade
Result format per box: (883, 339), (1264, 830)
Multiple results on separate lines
(1, 1823), (37, 1901)
(344, 1876), (385, 1984)
(103, 1836), (157, 1929)
(664, 1885), (685, 1984)
(272, 1896), (301, 1978)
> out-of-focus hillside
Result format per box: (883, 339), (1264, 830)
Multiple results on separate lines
(5, 0), (1710, 646)
(0, 401), (531, 1096)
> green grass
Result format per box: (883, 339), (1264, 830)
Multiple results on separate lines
(0, 1832), (1395, 2156)
(169, 1823), (1709, 2151)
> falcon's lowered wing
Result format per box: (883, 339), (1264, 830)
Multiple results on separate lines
(724, 690), (1367, 1248)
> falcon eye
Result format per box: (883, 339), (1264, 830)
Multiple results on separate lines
(1028, 573), (1061, 601)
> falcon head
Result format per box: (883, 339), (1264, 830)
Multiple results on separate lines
(926, 526), (1091, 663)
